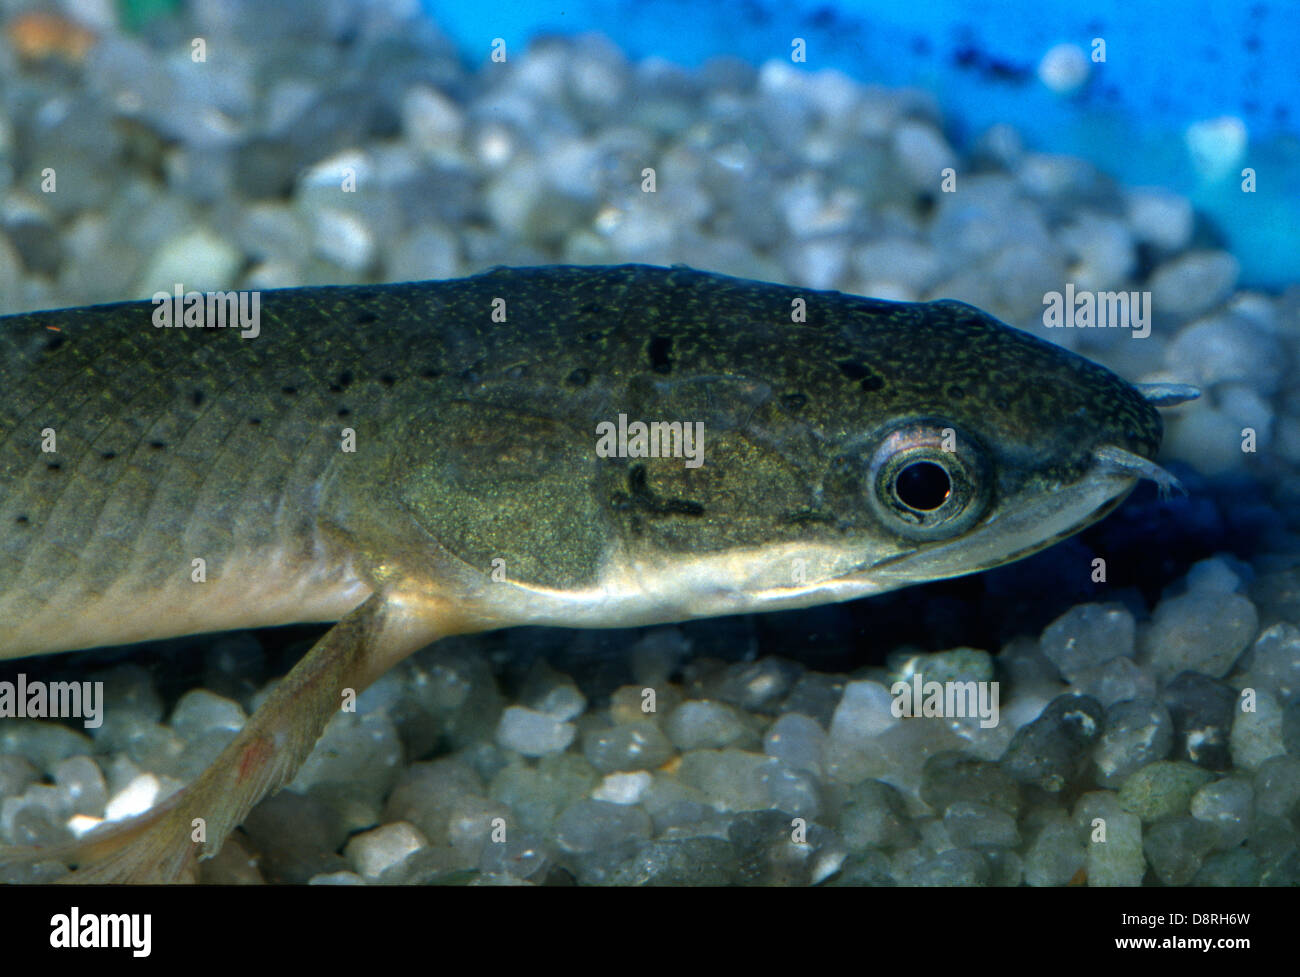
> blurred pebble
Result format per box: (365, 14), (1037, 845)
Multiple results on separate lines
(496, 705), (576, 756)
(580, 720), (673, 773)
(1149, 250), (1239, 319)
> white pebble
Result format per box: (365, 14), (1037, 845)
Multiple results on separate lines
(1230, 689), (1287, 770)
(1185, 115), (1247, 182)
(1166, 311), (1283, 392)
(1038, 43), (1090, 95)
(1143, 591), (1258, 681)
(1150, 251), (1239, 319)
(1184, 556), (1245, 595)
(402, 84), (464, 155)
(1125, 188), (1193, 252)
(892, 121), (956, 192)
(311, 208), (376, 272)
(104, 773), (160, 823)
(344, 821), (429, 878)
(592, 771), (652, 805)
(828, 681), (899, 749)
(137, 227), (242, 293)
(496, 706), (576, 756)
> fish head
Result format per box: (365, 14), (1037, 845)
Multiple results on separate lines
(606, 291), (1178, 619)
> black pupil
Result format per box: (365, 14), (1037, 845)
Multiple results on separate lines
(895, 461), (951, 511)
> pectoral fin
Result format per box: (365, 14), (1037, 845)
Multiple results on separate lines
(1, 591), (452, 883)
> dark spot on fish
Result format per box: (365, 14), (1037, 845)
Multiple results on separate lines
(995, 397), (1009, 411)
(420, 368), (441, 380)
(354, 310), (378, 325)
(566, 368), (592, 387)
(337, 407), (351, 418)
(839, 361), (885, 392)
(857, 371), (889, 392)
(249, 417), (262, 426)
(380, 373), (396, 387)
(662, 497), (705, 517)
(626, 464), (705, 517)
(803, 302), (832, 329)
(584, 331), (603, 343)
(328, 370), (354, 393)
(947, 384), (965, 400)
(45, 334), (65, 351)
(627, 465), (650, 495)
(915, 192), (936, 217)
(282, 386), (298, 396)
(15, 514), (28, 525)
(649, 335), (673, 374)
(46, 462), (60, 471)
(191, 390), (205, 407)
(781, 392), (808, 412)
(784, 508), (836, 525)
(101, 451), (117, 460)
(149, 441), (166, 450)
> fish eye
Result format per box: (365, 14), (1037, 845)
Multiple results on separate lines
(867, 421), (991, 540)
(894, 460), (951, 511)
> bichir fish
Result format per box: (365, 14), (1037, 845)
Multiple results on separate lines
(0, 264), (1190, 881)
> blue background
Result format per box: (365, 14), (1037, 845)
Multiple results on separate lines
(423, 0), (1300, 289)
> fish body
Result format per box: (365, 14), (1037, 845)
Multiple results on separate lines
(0, 264), (1166, 880)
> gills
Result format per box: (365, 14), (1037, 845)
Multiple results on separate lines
(0, 263), (1170, 881)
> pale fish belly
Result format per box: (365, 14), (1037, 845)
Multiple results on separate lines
(0, 547), (371, 658)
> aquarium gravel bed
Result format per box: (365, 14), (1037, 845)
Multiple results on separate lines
(4, 551), (1300, 887)
(1, 0), (1299, 885)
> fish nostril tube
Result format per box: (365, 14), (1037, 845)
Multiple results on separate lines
(1133, 382), (1201, 407)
